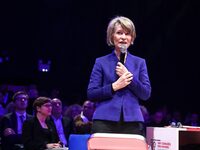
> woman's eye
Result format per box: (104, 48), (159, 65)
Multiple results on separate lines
(116, 31), (123, 35)
(116, 31), (129, 35)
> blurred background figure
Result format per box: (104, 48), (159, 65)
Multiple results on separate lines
(0, 91), (7, 121)
(184, 112), (200, 127)
(140, 105), (150, 125)
(147, 110), (167, 127)
(4, 90), (15, 113)
(63, 104), (82, 120)
(0, 91), (32, 150)
(51, 98), (74, 147)
(170, 110), (183, 125)
(74, 100), (95, 134)
(26, 84), (39, 115)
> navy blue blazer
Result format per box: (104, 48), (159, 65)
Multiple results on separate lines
(87, 51), (151, 122)
(0, 112), (33, 150)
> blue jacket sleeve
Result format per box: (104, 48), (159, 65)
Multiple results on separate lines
(128, 59), (151, 100)
(87, 59), (113, 102)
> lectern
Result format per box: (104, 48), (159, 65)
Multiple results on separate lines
(146, 126), (200, 150)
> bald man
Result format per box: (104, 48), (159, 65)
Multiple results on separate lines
(50, 98), (74, 147)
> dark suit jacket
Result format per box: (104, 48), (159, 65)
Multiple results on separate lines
(0, 112), (33, 150)
(50, 116), (74, 145)
(22, 116), (59, 150)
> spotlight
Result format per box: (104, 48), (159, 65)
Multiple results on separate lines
(38, 59), (51, 72)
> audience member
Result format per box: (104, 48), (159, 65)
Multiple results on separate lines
(140, 105), (150, 125)
(147, 110), (167, 127)
(0, 91), (32, 150)
(63, 104), (82, 120)
(50, 98), (74, 147)
(170, 110), (183, 125)
(4, 90), (15, 113)
(184, 112), (200, 126)
(26, 84), (39, 115)
(22, 96), (61, 150)
(0, 91), (7, 121)
(158, 105), (172, 125)
(74, 100), (95, 134)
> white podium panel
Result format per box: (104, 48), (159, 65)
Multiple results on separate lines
(146, 126), (200, 150)
(88, 133), (148, 150)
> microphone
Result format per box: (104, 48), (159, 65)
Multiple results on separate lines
(119, 44), (127, 64)
(177, 122), (183, 128)
(169, 121), (183, 128)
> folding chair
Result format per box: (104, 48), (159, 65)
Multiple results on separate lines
(68, 134), (91, 150)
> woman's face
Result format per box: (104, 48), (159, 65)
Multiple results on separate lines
(112, 24), (133, 52)
(37, 102), (52, 117)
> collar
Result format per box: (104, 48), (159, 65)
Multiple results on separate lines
(51, 115), (62, 121)
(15, 112), (26, 118)
(80, 111), (89, 123)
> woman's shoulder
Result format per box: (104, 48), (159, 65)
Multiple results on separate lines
(96, 52), (115, 62)
(97, 53), (113, 59)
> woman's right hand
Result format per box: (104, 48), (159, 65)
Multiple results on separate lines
(112, 71), (133, 91)
(46, 143), (61, 149)
(3, 128), (16, 136)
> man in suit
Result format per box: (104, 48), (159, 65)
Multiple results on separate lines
(50, 98), (74, 147)
(0, 91), (33, 150)
(74, 100), (95, 134)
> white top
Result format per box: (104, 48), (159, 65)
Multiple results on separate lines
(90, 133), (146, 141)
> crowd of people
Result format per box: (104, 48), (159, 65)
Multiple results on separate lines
(0, 85), (199, 150)
(0, 85), (96, 150)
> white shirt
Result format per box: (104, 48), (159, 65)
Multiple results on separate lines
(80, 111), (89, 123)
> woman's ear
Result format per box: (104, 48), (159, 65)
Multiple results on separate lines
(36, 106), (41, 112)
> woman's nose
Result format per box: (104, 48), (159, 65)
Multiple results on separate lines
(121, 33), (126, 39)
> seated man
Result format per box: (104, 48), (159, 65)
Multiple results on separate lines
(51, 98), (74, 147)
(0, 91), (33, 150)
(74, 100), (95, 134)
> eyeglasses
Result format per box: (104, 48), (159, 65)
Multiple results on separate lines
(16, 97), (28, 102)
(42, 104), (52, 108)
(52, 102), (62, 107)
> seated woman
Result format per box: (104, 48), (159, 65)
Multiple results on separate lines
(22, 96), (62, 150)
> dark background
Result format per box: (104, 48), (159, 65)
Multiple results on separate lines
(0, 0), (199, 113)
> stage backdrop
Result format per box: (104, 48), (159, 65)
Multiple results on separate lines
(0, 0), (199, 112)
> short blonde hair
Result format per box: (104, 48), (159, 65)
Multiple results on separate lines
(106, 16), (136, 46)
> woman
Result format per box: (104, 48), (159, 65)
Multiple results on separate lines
(87, 16), (151, 136)
(22, 97), (61, 150)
